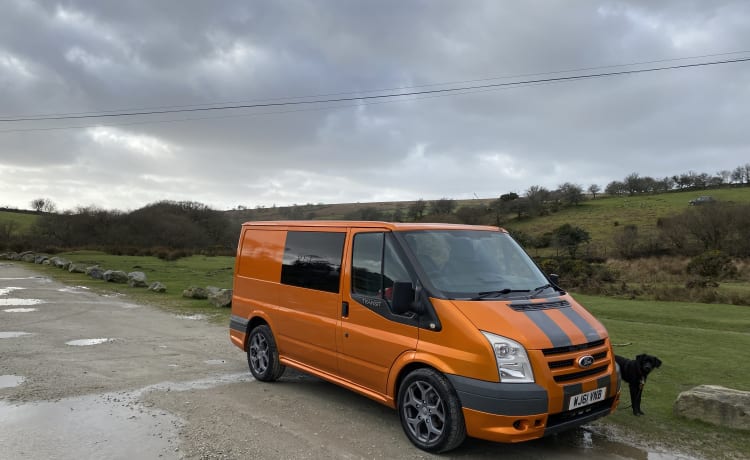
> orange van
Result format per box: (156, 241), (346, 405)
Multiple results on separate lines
(230, 221), (620, 452)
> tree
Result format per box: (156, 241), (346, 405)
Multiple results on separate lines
(455, 205), (488, 225)
(587, 184), (600, 199)
(430, 198), (456, 215)
(557, 183), (584, 206)
(605, 181), (625, 196)
(551, 223), (590, 257)
(525, 185), (550, 216)
(408, 199), (427, 220)
(30, 198), (56, 213)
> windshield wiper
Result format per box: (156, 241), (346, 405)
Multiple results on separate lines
(471, 289), (529, 300)
(530, 283), (552, 297)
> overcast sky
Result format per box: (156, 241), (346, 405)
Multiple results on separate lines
(1, 1), (749, 212)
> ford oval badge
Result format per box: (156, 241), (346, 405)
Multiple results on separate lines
(577, 355), (595, 368)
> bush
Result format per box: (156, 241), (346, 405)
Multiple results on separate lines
(686, 250), (738, 280)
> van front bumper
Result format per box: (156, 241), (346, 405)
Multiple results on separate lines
(447, 374), (617, 443)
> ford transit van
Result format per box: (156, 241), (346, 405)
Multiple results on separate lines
(230, 221), (619, 452)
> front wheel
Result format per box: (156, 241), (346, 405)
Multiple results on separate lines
(397, 368), (466, 453)
(246, 324), (285, 382)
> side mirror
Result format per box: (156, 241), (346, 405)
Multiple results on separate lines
(391, 281), (415, 315)
(549, 273), (560, 286)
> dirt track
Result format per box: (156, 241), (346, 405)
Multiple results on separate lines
(1, 263), (698, 459)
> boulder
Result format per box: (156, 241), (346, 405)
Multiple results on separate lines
(87, 266), (105, 280)
(34, 255), (49, 264)
(127, 271), (148, 288)
(148, 282), (167, 293)
(182, 286), (208, 299)
(54, 258), (72, 270)
(208, 288), (232, 308)
(103, 270), (128, 283)
(69, 263), (87, 273)
(674, 385), (750, 431)
(21, 253), (36, 263)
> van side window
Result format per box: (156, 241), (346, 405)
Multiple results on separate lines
(352, 232), (413, 299)
(281, 231), (345, 293)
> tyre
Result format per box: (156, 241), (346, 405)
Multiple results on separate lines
(246, 324), (285, 382)
(397, 368), (466, 453)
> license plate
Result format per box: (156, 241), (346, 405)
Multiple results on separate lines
(568, 387), (606, 410)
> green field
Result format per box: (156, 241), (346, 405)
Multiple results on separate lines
(9, 253), (750, 458)
(26, 251), (236, 321)
(506, 187), (750, 254)
(576, 293), (749, 458)
(0, 210), (38, 235)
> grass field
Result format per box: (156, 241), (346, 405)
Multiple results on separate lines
(0, 210), (38, 235)
(507, 187), (750, 255)
(576, 293), (750, 458)
(25, 251), (236, 322)
(9, 253), (749, 458)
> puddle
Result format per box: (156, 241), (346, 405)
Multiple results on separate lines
(176, 314), (207, 321)
(0, 393), (180, 459)
(0, 375), (26, 389)
(103, 292), (126, 298)
(0, 298), (45, 306)
(3, 308), (38, 313)
(66, 338), (115, 346)
(57, 286), (90, 293)
(204, 359), (227, 365)
(0, 286), (25, 296)
(0, 331), (33, 338)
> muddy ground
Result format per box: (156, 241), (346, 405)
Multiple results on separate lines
(1, 263), (702, 459)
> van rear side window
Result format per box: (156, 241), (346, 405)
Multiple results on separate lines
(281, 231), (345, 293)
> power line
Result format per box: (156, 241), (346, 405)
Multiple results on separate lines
(4, 49), (750, 120)
(0, 79), (564, 134)
(1, 56), (748, 130)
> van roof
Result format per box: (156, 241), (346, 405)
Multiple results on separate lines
(241, 220), (505, 232)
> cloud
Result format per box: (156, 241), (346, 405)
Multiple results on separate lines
(1, 0), (749, 212)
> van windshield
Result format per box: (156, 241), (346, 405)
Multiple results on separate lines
(401, 230), (550, 299)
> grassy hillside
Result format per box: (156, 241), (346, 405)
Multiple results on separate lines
(506, 188), (750, 255)
(0, 209), (38, 234)
(5, 187), (749, 256)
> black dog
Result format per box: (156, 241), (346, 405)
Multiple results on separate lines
(615, 354), (662, 416)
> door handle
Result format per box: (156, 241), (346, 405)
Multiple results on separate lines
(342, 301), (349, 317)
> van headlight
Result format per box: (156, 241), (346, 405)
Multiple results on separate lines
(481, 331), (535, 383)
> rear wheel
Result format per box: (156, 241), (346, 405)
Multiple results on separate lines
(397, 368), (466, 453)
(247, 325), (285, 381)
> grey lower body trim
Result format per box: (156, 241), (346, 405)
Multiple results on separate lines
(230, 315), (249, 333)
(446, 374), (548, 416)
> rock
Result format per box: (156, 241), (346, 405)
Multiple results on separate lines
(148, 282), (167, 293)
(103, 270), (128, 283)
(54, 258), (72, 270)
(208, 289), (232, 308)
(127, 271), (148, 288)
(206, 286), (222, 296)
(87, 266), (105, 280)
(674, 385), (750, 431)
(182, 286), (208, 299)
(21, 253), (36, 263)
(69, 263), (87, 273)
(34, 255), (49, 264)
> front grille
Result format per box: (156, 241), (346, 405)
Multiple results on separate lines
(553, 365), (609, 383)
(540, 339), (610, 384)
(543, 339), (606, 356)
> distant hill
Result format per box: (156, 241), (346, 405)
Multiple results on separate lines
(4, 187), (748, 256)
